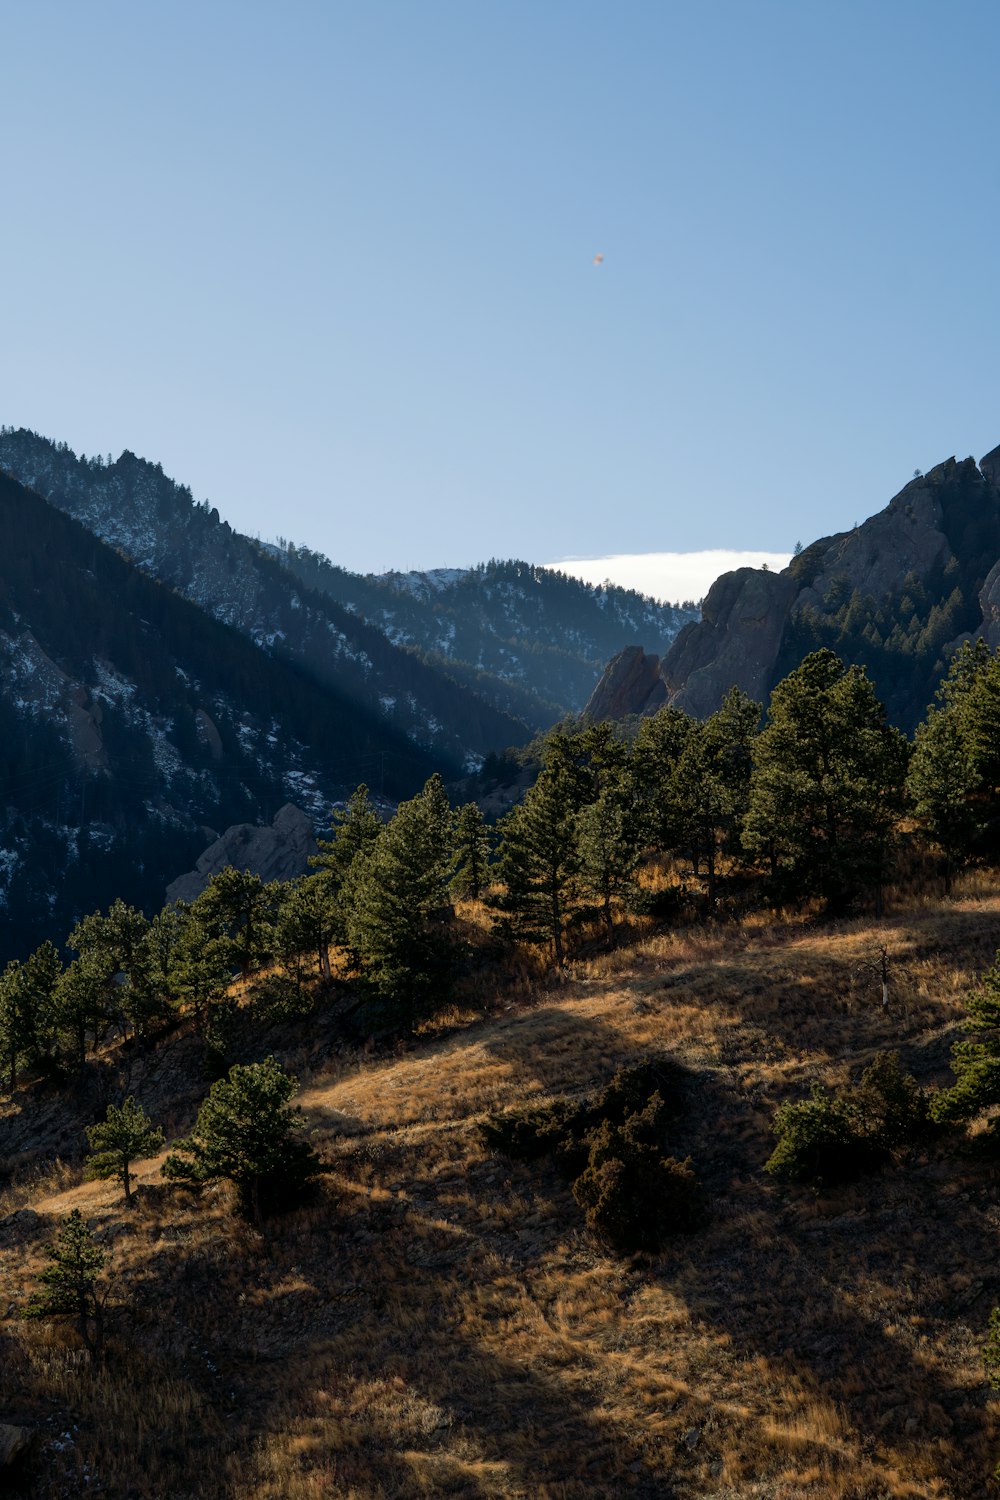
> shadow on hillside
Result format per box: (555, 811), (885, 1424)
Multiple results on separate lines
(217, 1199), (681, 1500)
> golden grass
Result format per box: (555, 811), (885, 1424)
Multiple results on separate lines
(4, 871), (1000, 1496)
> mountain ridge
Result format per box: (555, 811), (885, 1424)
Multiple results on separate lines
(585, 446), (1000, 729)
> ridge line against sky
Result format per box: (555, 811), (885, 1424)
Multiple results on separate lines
(2, 3), (998, 572)
(542, 550), (793, 605)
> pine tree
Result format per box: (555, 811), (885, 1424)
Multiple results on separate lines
(343, 773), (455, 1024)
(671, 687), (758, 902)
(744, 650), (908, 911)
(163, 1056), (321, 1224)
(85, 1096), (165, 1206)
(185, 868), (276, 978)
(933, 956), (1000, 1125)
(495, 766), (580, 964)
(633, 705), (694, 854)
(25, 1209), (110, 1358)
(451, 802), (492, 901)
(576, 786), (640, 946)
(276, 873), (338, 984)
(0, 942), (62, 1092)
(907, 705), (978, 891)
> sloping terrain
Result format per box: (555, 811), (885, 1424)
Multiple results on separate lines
(277, 548), (697, 724)
(0, 469), (442, 956)
(0, 429), (530, 765)
(3, 880), (1000, 1497)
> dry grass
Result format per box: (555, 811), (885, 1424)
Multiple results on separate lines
(4, 872), (1000, 1496)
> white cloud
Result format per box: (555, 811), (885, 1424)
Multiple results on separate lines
(543, 549), (793, 604)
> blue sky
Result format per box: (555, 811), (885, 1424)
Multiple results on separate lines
(2, 1), (998, 589)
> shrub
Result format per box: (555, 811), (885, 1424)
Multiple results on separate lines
(845, 1050), (932, 1149)
(572, 1120), (701, 1252)
(479, 1098), (584, 1162)
(479, 1058), (685, 1165)
(765, 1086), (864, 1185)
(766, 1052), (932, 1185)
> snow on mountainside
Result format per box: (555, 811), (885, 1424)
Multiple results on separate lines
(0, 466), (447, 958)
(275, 550), (698, 723)
(0, 429), (528, 765)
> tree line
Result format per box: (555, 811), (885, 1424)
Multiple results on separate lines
(6, 639), (1000, 1091)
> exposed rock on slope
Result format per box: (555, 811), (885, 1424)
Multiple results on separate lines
(588, 447), (1000, 728)
(661, 567), (797, 719)
(583, 646), (666, 720)
(166, 803), (317, 904)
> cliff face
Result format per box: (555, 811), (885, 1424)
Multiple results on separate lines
(583, 647), (667, 720)
(587, 447), (1000, 729)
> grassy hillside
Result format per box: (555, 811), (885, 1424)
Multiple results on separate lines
(3, 879), (1000, 1497)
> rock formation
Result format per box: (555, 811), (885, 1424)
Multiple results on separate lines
(583, 646), (667, 720)
(585, 447), (1000, 728)
(166, 803), (317, 904)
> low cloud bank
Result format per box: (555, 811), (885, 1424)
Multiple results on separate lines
(544, 549), (793, 605)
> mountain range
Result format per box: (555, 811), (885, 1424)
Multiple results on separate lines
(0, 428), (693, 956)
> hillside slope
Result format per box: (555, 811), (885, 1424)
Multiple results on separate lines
(0, 429), (530, 765)
(3, 881), (1000, 1497)
(0, 469), (443, 957)
(277, 545), (697, 723)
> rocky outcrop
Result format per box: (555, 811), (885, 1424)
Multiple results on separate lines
(586, 446), (1000, 726)
(661, 568), (797, 718)
(0, 1423), (37, 1475)
(583, 647), (666, 720)
(166, 803), (317, 904)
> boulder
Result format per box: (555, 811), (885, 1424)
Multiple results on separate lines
(0, 1423), (37, 1472)
(166, 803), (317, 904)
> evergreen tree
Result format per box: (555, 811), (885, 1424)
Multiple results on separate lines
(744, 650), (908, 911)
(933, 956), (1000, 1125)
(495, 765), (580, 964)
(163, 1056), (321, 1224)
(69, 900), (163, 1038)
(0, 943), (62, 1091)
(451, 802), (492, 901)
(312, 783), (383, 889)
(671, 687), (758, 902)
(633, 705), (694, 854)
(185, 868), (276, 978)
(52, 954), (108, 1069)
(907, 705), (978, 891)
(25, 1209), (110, 1358)
(85, 1096), (165, 1206)
(276, 873), (338, 984)
(166, 903), (234, 1034)
(343, 773), (455, 1024)
(576, 786), (641, 946)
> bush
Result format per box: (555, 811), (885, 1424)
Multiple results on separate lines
(480, 1057), (702, 1254)
(572, 1120), (702, 1252)
(479, 1098), (584, 1162)
(765, 1086), (865, 1185)
(766, 1052), (932, 1186)
(846, 1050), (932, 1149)
(479, 1058), (686, 1169)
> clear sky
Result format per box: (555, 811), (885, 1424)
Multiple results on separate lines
(2, 1), (998, 582)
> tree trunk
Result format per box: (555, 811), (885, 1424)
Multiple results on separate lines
(123, 1157), (132, 1207)
(603, 893), (614, 949)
